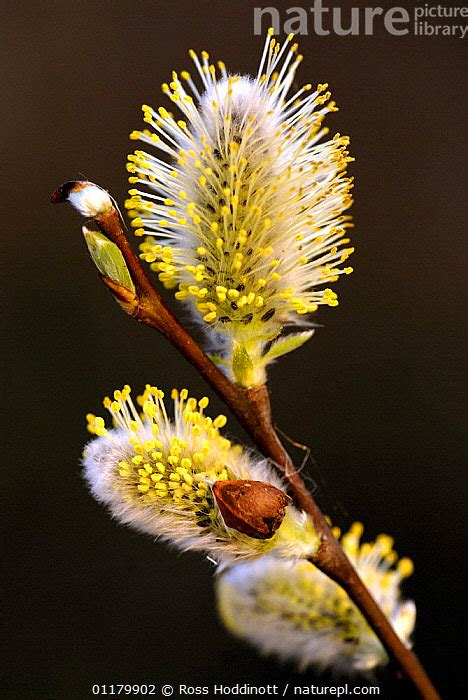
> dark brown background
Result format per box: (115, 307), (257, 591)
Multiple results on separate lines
(2, 0), (466, 697)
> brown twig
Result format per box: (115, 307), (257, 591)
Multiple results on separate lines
(52, 192), (440, 700)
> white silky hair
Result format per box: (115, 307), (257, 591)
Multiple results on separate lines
(68, 183), (114, 218)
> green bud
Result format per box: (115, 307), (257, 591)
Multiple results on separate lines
(83, 227), (135, 292)
(261, 331), (315, 364)
(232, 342), (254, 387)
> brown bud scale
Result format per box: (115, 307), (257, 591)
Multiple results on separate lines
(212, 479), (290, 540)
(100, 275), (139, 316)
(50, 181), (88, 203)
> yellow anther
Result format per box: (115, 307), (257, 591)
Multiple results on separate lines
(397, 558), (414, 578)
(376, 534), (394, 556)
(213, 415), (227, 428)
(350, 522), (364, 536)
(143, 400), (157, 418)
